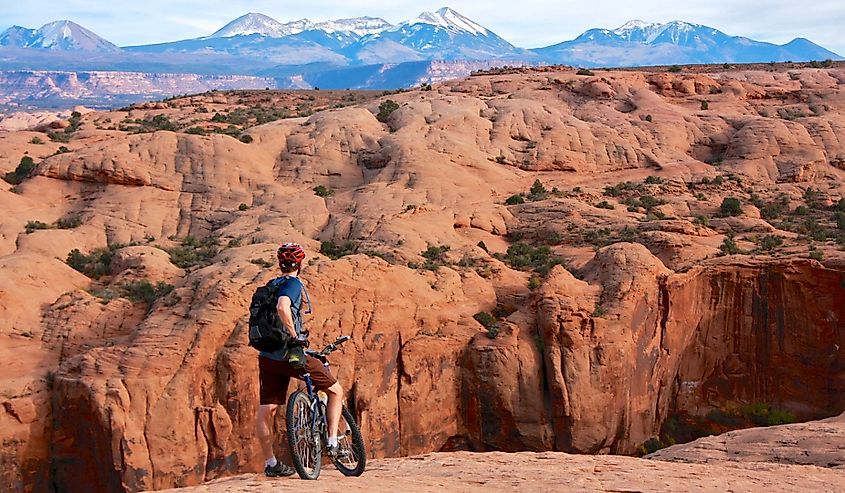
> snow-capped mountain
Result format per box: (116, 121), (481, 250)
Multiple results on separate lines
(208, 13), (392, 39)
(534, 19), (841, 66)
(209, 13), (314, 38)
(0, 20), (119, 52)
(314, 17), (393, 37)
(347, 7), (531, 62)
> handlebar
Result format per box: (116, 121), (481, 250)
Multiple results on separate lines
(305, 335), (351, 360)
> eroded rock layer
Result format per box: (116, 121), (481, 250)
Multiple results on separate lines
(1, 64), (844, 492)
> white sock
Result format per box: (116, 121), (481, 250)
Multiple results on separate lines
(328, 436), (338, 447)
(265, 457), (278, 468)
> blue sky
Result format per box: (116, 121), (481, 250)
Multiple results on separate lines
(2, 0), (844, 54)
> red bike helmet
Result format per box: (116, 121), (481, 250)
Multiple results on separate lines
(277, 242), (306, 266)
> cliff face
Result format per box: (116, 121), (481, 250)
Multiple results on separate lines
(1, 65), (844, 492)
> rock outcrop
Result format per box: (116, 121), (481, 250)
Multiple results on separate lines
(1, 65), (845, 492)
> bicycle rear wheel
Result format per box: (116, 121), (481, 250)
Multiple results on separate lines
(286, 390), (322, 480)
(331, 406), (366, 476)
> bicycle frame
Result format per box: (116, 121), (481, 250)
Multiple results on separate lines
(301, 373), (326, 439)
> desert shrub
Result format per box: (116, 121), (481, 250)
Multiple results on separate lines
(595, 200), (615, 210)
(719, 232), (742, 255)
(134, 114), (178, 133)
(643, 175), (664, 185)
(473, 311), (500, 338)
(66, 246), (119, 279)
(477, 241), (488, 252)
(803, 187), (821, 207)
(56, 215), (83, 229)
(835, 198), (845, 212)
(25, 220), (51, 233)
(644, 114), (652, 122)
(250, 258), (275, 268)
(528, 275), (541, 290)
(313, 185), (334, 197)
(700, 100), (709, 110)
(420, 83), (433, 91)
(495, 242), (564, 275)
(47, 131), (72, 143)
(836, 212), (845, 230)
(376, 99), (400, 123)
(165, 236), (219, 268)
(239, 134), (253, 144)
(755, 234), (783, 252)
(527, 179), (548, 201)
(238, 203), (249, 211)
(576, 68), (595, 76)
(809, 249), (824, 261)
(592, 304), (607, 317)
(603, 181), (640, 197)
(184, 127), (207, 135)
(320, 240), (357, 260)
(636, 438), (668, 456)
(123, 280), (174, 304)
(4, 156), (36, 185)
(505, 194), (525, 205)
(30, 136), (44, 144)
(668, 65), (682, 73)
(719, 197), (742, 217)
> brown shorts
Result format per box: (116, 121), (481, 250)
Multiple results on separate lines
(258, 355), (338, 405)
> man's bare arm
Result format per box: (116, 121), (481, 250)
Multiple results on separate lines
(276, 296), (297, 339)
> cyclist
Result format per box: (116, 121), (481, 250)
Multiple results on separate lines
(256, 242), (346, 477)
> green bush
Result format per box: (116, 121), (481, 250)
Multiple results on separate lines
(643, 175), (664, 185)
(505, 194), (525, 205)
(320, 240), (357, 260)
(238, 203), (249, 211)
(835, 212), (845, 230)
(495, 242), (565, 275)
(165, 236), (219, 268)
(719, 197), (742, 217)
(4, 156), (36, 185)
(668, 65), (682, 73)
(700, 100), (709, 110)
(377, 99), (400, 123)
(595, 200), (614, 210)
(473, 312), (500, 338)
(67, 246), (118, 279)
(25, 220), (51, 233)
(123, 280), (174, 304)
(56, 215), (83, 229)
(576, 68), (595, 76)
(756, 234), (783, 252)
(313, 185), (334, 197)
(527, 179), (548, 201)
(719, 232), (742, 255)
(30, 136), (44, 144)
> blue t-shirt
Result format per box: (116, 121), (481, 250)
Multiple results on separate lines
(259, 275), (306, 361)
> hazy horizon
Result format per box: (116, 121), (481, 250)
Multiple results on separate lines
(2, 1), (843, 55)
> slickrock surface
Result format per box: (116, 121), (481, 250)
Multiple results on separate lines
(1, 64), (845, 492)
(150, 452), (845, 493)
(648, 411), (845, 468)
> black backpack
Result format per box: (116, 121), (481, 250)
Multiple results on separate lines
(247, 278), (292, 352)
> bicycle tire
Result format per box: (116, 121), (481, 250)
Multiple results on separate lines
(286, 390), (322, 480)
(331, 406), (366, 477)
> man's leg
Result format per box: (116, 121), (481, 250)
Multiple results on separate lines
(325, 382), (344, 445)
(256, 404), (278, 464)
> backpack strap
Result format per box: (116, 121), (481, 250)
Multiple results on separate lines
(271, 276), (313, 316)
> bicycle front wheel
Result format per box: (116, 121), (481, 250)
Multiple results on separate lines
(331, 406), (366, 476)
(286, 390), (322, 480)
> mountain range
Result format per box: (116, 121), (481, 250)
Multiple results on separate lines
(0, 7), (842, 108)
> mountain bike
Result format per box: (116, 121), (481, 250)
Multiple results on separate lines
(286, 335), (366, 479)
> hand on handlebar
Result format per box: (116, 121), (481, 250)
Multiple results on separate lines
(290, 334), (309, 348)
